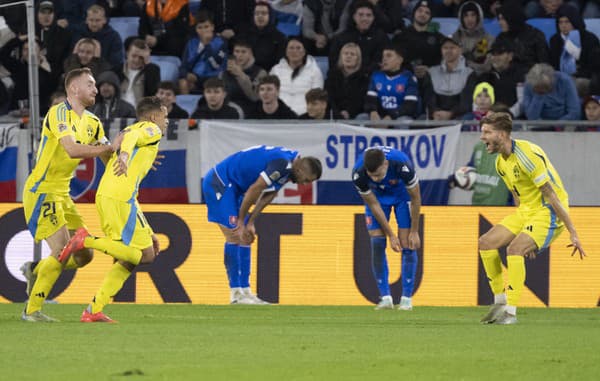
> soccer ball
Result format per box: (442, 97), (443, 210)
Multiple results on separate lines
(454, 166), (478, 190)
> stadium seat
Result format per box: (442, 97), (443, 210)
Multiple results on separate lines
(586, 18), (600, 39)
(157, 61), (179, 82)
(151, 55), (182, 68)
(277, 22), (301, 37)
(483, 18), (502, 37)
(176, 94), (202, 116)
(526, 18), (556, 42)
(314, 56), (329, 80)
(432, 17), (460, 37)
(109, 17), (139, 42)
(189, 0), (202, 15)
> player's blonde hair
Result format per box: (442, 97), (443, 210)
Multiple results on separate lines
(64, 67), (92, 90)
(479, 111), (512, 133)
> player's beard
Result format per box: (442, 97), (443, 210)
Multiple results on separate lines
(83, 94), (96, 108)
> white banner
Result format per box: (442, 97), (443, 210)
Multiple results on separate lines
(199, 122), (462, 204)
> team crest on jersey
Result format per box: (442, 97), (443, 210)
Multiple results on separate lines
(269, 171), (280, 181)
(375, 83), (382, 91)
(388, 179), (398, 185)
(58, 123), (67, 132)
(87, 126), (94, 138)
(396, 84), (405, 92)
(49, 215), (58, 226)
(229, 215), (238, 226)
(146, 127), (156, 136)
(513, 165), (520, 179)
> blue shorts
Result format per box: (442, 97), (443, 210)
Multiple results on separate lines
(364, 201), (411, 231)
(202, 168), (242, 229)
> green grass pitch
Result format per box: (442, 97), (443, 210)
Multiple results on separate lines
(1, 304), (598, 381)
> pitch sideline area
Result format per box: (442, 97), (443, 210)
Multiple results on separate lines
(1, 304), (598, 380)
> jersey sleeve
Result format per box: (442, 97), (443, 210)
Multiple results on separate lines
(89, 114), (107, 144)
(119, 129), (142, 156)
(404, 74), (419, 102)
(260, 158), (291, 191)
(352, 168), (371, 194)
(395, 161), (419, 189)
(48, 105), (75, 140)
(136, 124), (163, 146)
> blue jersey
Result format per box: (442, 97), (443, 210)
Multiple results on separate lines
(215, 145), (299, 193)
(367, 70), (419, 117)
(352, 146), (418, 205)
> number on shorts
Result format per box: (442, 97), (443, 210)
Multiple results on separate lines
(41, 202), (56, 217)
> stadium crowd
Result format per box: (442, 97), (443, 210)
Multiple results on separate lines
(1, 0), (600, 128)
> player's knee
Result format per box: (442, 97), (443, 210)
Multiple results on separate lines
(478, 235), (493, 251)
(73, 249), (94, 267)
(506, 243), (526, 257)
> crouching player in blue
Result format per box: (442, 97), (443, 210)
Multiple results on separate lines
(352, 147), (421, 310)
(203, 146), (322, 304)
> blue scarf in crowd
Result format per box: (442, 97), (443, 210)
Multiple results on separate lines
(560, 30), (581, 75)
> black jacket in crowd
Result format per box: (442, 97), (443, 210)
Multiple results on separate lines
(138, 2), (193, 58)
(250, 99), (297, 119)
(199, 0), (255, 33)
(328, 23), (389, 74)
(235, 22), (287, 71)
(392, 26), (445, 68)
(169, 103), (189, 119)
(191, 98), (243, 119)
(325, 66), (369, 119)
(36, 22), (72, 75)
(477, 63), (528, 110)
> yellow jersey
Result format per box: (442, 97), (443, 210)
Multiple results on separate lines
(496, 139), (568, 212)
(97, 121), (162, 202)
(24, 101), (105, 195)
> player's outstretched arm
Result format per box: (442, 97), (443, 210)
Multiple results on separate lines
(361, 192), (401, 252)
(540, 182), (586, 259)
(407, 184), (422, 250)
(60, 135), (114, 159)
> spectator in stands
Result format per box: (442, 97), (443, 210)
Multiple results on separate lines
(138, 0), (194, 58)
(49, 90), (66, 106)
(270, 37), (324, 115)
(199, 0), (255, 40)
(392, 0), (444, 81)
(524, 0), (573, 19)
(522, 62), (581, 120)
(58, 0), (94, 29)
(220, 38), (267, 116)
(365, 44), (419, 125)
(190, 77), (243, 119)
(36, 1), (71, 76)
(462, 81), (495, 129)
(71, 4), (124, 70)
(0, 36), (58, 113)
(63, 38), (112, 79)
(477, 39), (528, 118)
(325, 41), (369, 119)
(117, 38), (160, 107)
(90, 70), (136, 119)
(452, 1), (494, 75)
(328, 0), (389, 75)
(582, 95), (600, 130)
(156, 80), (189, 119)
(236, 2), (286, 71)
(179, 11), (227, 94)
(549, 4), (600, 97)
(299, 88), (333, 119)
(423, 36), (477, 120)
(251, 74), (297, 119)
(494, 1), (549, 71)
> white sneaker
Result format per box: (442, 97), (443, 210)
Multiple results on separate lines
(374, 296), (394, 310)
(235, 295), (260, 305)
(230, 288), (243, 304)
(480, 303), (506, 324)
(398, 296), (413, 311)
(493, 311), (518, 325)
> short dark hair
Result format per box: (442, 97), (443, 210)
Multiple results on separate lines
(203, 77), (225, 91)
(127, 38), (148, 52)
(480, 111), (513, 133)
(196, 9), (214, 24)
(303, 157), (322, 180)
(383, 42), (406, 58)
(136, 96), (164, 119)
(364, 148), (385, 172)
(158, 81), (178, 94)
(305, 88), (328, 103)
(232, 37), (253, 51)
(259, 75), (280, 90)
(64, 67), (92, 89)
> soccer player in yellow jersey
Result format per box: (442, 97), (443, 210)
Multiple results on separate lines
(477, 112), (586, 325)
(21, 68), (124, 322)
(59, 96), (168, 323)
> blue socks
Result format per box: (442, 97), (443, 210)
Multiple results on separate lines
(238, 245), (251, 288)
(224, 242), (240, 288)
(401, 248), (418, 297)
(370, 236), (390, 297)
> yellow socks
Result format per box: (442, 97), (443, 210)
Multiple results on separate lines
(26, 256), (62, 314)
(84, 236), (142, 265)
(91, 262), (131, 314)
(507, 255), (525, 307)
(479, 249), (504, 294)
